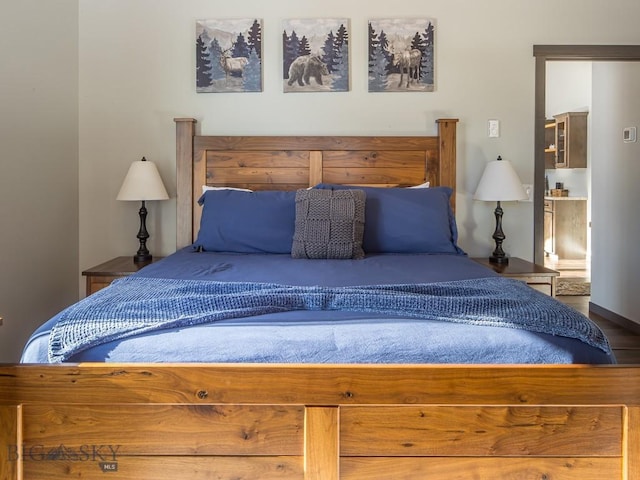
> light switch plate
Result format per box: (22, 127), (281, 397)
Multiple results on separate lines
(521, 184), (533, 202)
(623, 126), (637, 143)
(488, 119), (500, 138)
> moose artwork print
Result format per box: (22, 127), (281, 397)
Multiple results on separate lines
(283, 18), (349, 93)
(196, 18), (262, 93)
(368, 18), (435, 92)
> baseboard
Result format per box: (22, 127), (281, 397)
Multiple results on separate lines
(589, 302), (640, 335)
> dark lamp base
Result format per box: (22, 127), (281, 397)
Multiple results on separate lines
(133, 253), (152, 264)
(489, 255), (509, 265)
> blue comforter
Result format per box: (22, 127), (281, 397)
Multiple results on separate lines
(48, 275), (611, 363)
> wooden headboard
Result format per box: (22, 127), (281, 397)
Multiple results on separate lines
(174, 118), (458, 249)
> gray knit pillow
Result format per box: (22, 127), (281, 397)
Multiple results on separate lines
(292, 188), (366, 259)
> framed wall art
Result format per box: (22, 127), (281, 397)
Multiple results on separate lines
(368, 18), (436, 92)
(283, 18), (350, 93)
(196, 18), (262, 93)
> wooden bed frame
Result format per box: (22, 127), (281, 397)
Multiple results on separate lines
(1, 118), (639, 480)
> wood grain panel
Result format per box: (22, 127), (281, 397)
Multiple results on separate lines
(322, 167), (425, 186)
(192, 147), (207, 244)
(206, 166), (310, 185)
(23, 404), (303, 455)
(322, 150), (428, 167)
(627, 407), (640, 478)
(309, 151), (323, 186)
(304, 407), (338, 480)
(24, 456), (303, 480)
(205, 183), (308, 192)
(340, 457), (621, 480)
(341, 405), (622, 456)
(3, 365), (640, 406)
(206, 150), (310, 168)
(174, 118), (196, 248)
(437, 118), (457, 209)
(0, 404), (21, 480)
(195, 135), (439, 152)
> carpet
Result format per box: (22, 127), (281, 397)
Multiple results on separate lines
(556, 277), (591, 296)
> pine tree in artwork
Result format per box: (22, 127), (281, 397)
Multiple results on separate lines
(196, 34), (212, 88)
(322, 31), (337, 73)
(369, 42), (388, 92)
(335, 23), (348, 51)
(377, 30), (393, 75)
(332, 41), (349, 91)
(283, 30), (300, 79)
(368, 22), (378, 62)
(247, 19), (262, 59)
(232, 33), (250, 59)
(325, 23), (348, 91)
(208, 37), (225, 82)
(298, 36), (311, 56)
(421, 22), (435, 86)
(242, 48), (262, 92)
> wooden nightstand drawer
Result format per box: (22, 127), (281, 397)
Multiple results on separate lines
(512, 276), (554, 296)
(85, 275), (124, 295)
(472, 257), (559, 297)
(82, 256), (164, 296)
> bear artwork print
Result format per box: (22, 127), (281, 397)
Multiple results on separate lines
(283, 17), (350, 93)
(287, 55), (329, 87)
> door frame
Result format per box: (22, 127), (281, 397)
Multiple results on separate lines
(532, 45), (640, 265)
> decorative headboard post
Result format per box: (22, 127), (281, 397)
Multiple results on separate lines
(436, 118), (459, 210)
(175, 118), (197, 249)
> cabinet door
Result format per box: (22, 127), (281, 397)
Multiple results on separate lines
(554, 200), (587, 259)
(543, 204), (554, 255)
(544, 121), (556, 169)
(552, 112), (588, 169)
(555, 116), (567, 167)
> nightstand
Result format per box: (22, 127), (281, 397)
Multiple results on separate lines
(472, 257), (559, 297)
(82, 256), (164, 296)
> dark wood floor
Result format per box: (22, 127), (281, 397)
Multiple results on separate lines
(556, 295), (640, 364)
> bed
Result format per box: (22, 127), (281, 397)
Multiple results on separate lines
(1, 117), (639, 479)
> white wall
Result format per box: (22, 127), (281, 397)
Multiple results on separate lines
(591, 62), (640, 325)
(546, 62), (592, 117)
(0, 1), (79, 361)
(76, 0), (640, 275)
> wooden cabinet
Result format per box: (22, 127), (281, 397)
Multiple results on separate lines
(544, 199), (555, 254)
(545, 112), (588, 169)
(544, 198), (587, 260)
(82, 256), (163, 296)
(472, 257), (559, 297)
(544, 119), (557, 169)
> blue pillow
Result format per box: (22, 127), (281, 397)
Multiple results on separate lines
(314, 184), (464, 254)
(194, 189), (296, 253)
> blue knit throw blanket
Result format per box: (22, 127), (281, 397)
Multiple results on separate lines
(48, 276), (611, 362)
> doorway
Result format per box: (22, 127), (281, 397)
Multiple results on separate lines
(542, 63), (592, 294)
(532, 45), (640, 271)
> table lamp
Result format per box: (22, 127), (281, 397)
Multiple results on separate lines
(117, 157), (169, 263)
(473, 156), (527, 264)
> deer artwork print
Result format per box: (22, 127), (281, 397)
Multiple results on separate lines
(196, 18), (262, 93)
(394, 48), (422, 88)
(368, 18), (436, 92)
(220, 49), (249, 84)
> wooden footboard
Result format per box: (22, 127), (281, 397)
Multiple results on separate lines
(1, 364), (639, 479)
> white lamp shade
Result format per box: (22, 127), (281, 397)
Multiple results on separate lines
(117, 158), (169, 201)
(473, 158), (528, 202)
